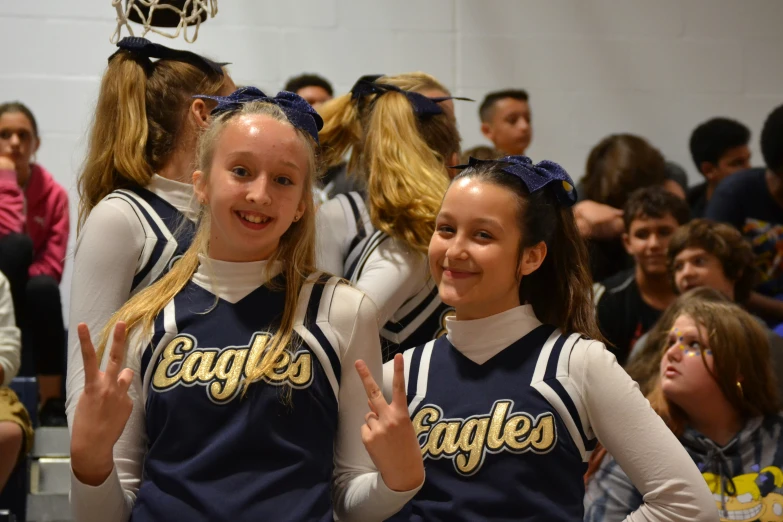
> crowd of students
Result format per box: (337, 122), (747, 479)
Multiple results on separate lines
(0, 38), (781, 521)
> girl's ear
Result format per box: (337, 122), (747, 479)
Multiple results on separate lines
(518, 241), (547, 277)
(190, 99), (211, 129)
(193, 170), (208, 204)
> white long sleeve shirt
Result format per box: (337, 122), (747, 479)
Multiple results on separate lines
(65, 175), (198, 428)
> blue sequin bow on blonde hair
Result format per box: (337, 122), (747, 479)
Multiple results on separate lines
(451, 155), (579, 207)
(195, 87), (324, 144)
(350, 75), (473, 117)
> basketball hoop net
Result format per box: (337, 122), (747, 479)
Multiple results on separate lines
(111, 0), (218, 44)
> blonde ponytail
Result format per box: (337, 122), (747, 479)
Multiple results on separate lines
(79, 53), (152, 228)
(364, 91), (453, 253)
(78, 52), (228, 229)
(317, 93), (363, 171)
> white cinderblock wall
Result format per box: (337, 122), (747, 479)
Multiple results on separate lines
(1, 0), (782, 316)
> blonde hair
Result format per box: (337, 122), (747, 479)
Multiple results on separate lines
(97, 101), (319, 394)
(319, 72), (461, 253)
(318, 72), (452, 171)
(78, 51), (229, 228)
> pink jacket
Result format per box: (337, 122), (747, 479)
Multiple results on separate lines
(0, 164), (69, 282)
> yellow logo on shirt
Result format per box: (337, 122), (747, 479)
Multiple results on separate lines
(412, 400), (556, 476)
(703, 466), (783, 522)
(151, 333), (313, 403)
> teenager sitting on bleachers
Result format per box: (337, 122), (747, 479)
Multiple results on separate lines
(0, 269), (33, 492)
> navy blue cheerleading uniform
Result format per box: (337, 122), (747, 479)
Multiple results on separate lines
(388, 328), (592, 521)
(105, 186), (196, 294)
(324, 191), (454, 361)
(382, 305), (719, 521)
(129, 272), (342, 521)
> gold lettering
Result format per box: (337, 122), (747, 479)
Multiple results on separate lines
(455, 418), (488, 474)
(267, 351), (292, 383)
(504, 415), (532, 450)
(210, 349), (247, 401)
(427, 423), (449, 457)
(486, 401), (510, 450)
(416, 401), (558, 476)
(196, 351), (217, 382)
(530, 414), (555, 451)
(151, 332), (315, 402)
(288, 352), (312, 386)
(153, 336), (193, 388)
(413, 407), (440, 444)
(180, 351), (203, 384)
(244, 333), (269, 378)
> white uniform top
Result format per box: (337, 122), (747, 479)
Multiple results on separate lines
(383, 305), (718, 522)
(315, 192), (429, 326)
(65, 175), (198, 425)
(68, 256), (421, 522)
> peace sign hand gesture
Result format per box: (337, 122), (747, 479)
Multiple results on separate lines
(70, 322), (135, 486)
(354, 354), (425, 492)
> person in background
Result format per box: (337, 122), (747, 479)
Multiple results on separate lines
(688, 117), (751, 218)
(0, 101), (69, 425)
(316, 72), (463, 359)
(627, 219), (783, 400)
(580, 133), (669, 282)
(65, 37), (234, 433)
(0, 270), (33, 493)
(585, 293), (782, 522)
(284, 73), (334, 111)
(707, 104), (783, 324)
(478, 89), (532, 156)
(594, 187), (690, 365)
(459, 145), (500, 164)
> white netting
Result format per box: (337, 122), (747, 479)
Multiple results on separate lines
(111, 0), (218, 44)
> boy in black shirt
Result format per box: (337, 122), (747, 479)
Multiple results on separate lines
(687, 117), (751, 218)
(594, 187), (690, 364)
(707, 104), (783, 322)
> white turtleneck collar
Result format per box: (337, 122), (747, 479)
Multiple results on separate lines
(192, 254), (283, 304)
(147, 174), (200, 222)
(445, 304), (543, 365)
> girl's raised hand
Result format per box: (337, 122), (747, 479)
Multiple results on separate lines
(354, 354), (425, 492)
(70, 322), (135, 486)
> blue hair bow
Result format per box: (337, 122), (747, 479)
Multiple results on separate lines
(109, 36), (227, 77)
(350, 77), (473, 117)
(452, 155), (578, 207)
(196, 87), (324, 144)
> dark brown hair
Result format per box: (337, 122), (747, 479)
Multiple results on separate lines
(0, 102), (38, 138)
(622, 186), (690, 231)
(581, 134), (667, 209)
(452, 161), (601, 339)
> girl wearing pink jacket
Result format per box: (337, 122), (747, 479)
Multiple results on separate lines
(0, 101), (69, 425)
